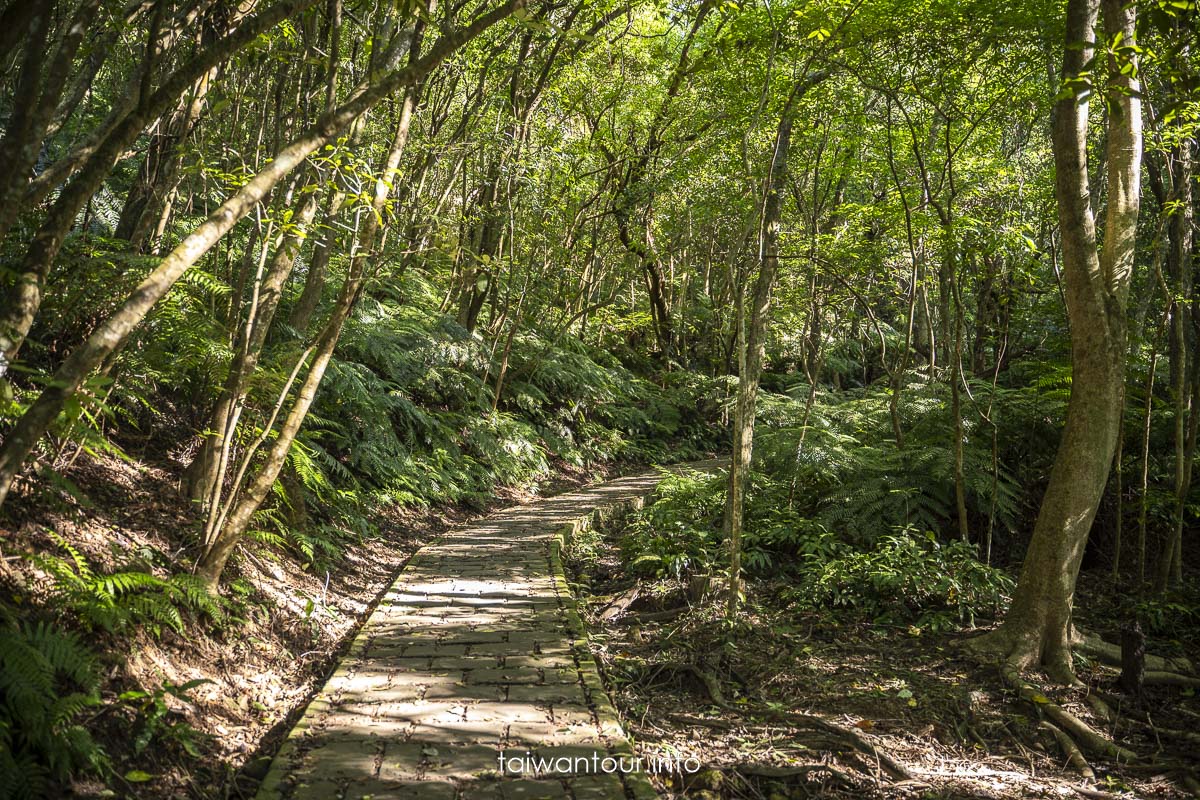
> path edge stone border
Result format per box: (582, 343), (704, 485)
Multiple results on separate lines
(253, 470), (692, 800)
(549, 496), (658, 800)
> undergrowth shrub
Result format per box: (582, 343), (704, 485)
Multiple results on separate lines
(118, 678), (212, 761)
(755, 383), (1024, 547)
(622, 469), (726, 579)
(29, 535), (225, 637)
(0, 610), (106, 799)
(784, 527), (1014, 630)
(618, 463), (1012, 630)
(300, 293), (721, 520)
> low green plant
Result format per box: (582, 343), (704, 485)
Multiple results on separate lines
(118, 678), (212, 760)
(30, 534), (225, 637)
(621, 469), (726, 579)
(0, 610), (107, 799)
(786, 527), (1014, 630)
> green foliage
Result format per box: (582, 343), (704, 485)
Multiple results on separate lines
(755, 381), (1024, 547)
(118, 678), (212, 760)
(302, 294), (718, 514)
(784, 527), (1015, 630)
(30, 535), (225, 638)
(619, 454), (1012, 631)
(0, 610), (106, 799)
(622, 469), (726, 579)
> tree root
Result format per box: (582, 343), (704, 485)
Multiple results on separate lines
(1122, 715), (1200, 747)
(1000, 664), (1138, 763)
(1084, 693), (1116, 727)
(665, 712), (737, 731)
(1074, 787), (1129, 800)
(1042, 720), (1094, 778)
(650, 660), (912, 782)
(1142, 670), (1200, 688)
(599, 584), (641, 621)
(1076, 632), (1195, 675)
(743, 709), (912, 781)
(616, 607), (687, 626)
(652, 661), (730, 707)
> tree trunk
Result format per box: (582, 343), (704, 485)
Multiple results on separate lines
(725, 71), (828, 617)
(968, 0), (1141, 682)
(194, 28), (431, 589)
(187, 180), (323, 511)
(0, 0), (324, 369)
(0, 0), (524, 510)
(0, 0), (100, 248)
(1157, 144), (1194, 593)
(116, 66), (215, 251)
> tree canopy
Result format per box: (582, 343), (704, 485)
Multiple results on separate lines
(0, 0), (1199, 795)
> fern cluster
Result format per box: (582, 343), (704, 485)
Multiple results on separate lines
(755, 380), (1024, 547)
(0, 610), (106, 799)
(250, 288), (727, 569)
(30, 535), (225, 638)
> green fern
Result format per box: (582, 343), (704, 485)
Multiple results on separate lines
(0, 610), (107, 797)
(30, 534), (226, 638)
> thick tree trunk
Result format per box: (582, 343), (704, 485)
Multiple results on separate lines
(969, 0), (1140, 681)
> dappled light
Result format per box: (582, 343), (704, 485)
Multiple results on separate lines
(0, 0), (1198, 797)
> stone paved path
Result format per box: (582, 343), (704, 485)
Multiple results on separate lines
(256, 463), (721, 800)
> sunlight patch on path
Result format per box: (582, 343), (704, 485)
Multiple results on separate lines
(255, 462), (723, 800)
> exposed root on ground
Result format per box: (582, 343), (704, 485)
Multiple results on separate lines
(964, 626), (1080, 686)
(1143, 670), (1200, 687)
(998, 663), (1138, 764)
(1041, 721), (1094, 778)
(734, 761), (859, 788)
(650, 659), (914, 782)
(1075, 631), (1196, 675)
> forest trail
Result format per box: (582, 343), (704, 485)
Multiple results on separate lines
(255, 462), (723, 800)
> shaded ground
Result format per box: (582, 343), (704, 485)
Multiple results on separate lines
(250, 468), (717, 800)
(568, 516), (1200, 799)
(0, 449), (618, 799)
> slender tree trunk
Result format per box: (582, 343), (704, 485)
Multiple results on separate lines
(1157, 146), (1194, 592)
(725, 83), (811, 617)
(194, 19), (434, 588)
(116, 66), (216, 251)
(1138, 324), (1162, 592)
(0, 0), (100, 247)
(0, 0), (324, 368)
(187, 181), (323, 510)
(1112, 411), (1123, 579)
(0, 0), (524, 510)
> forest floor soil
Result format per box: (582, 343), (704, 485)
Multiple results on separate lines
(0, 446), (658, 799)
(571, 523), (1200, 799)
